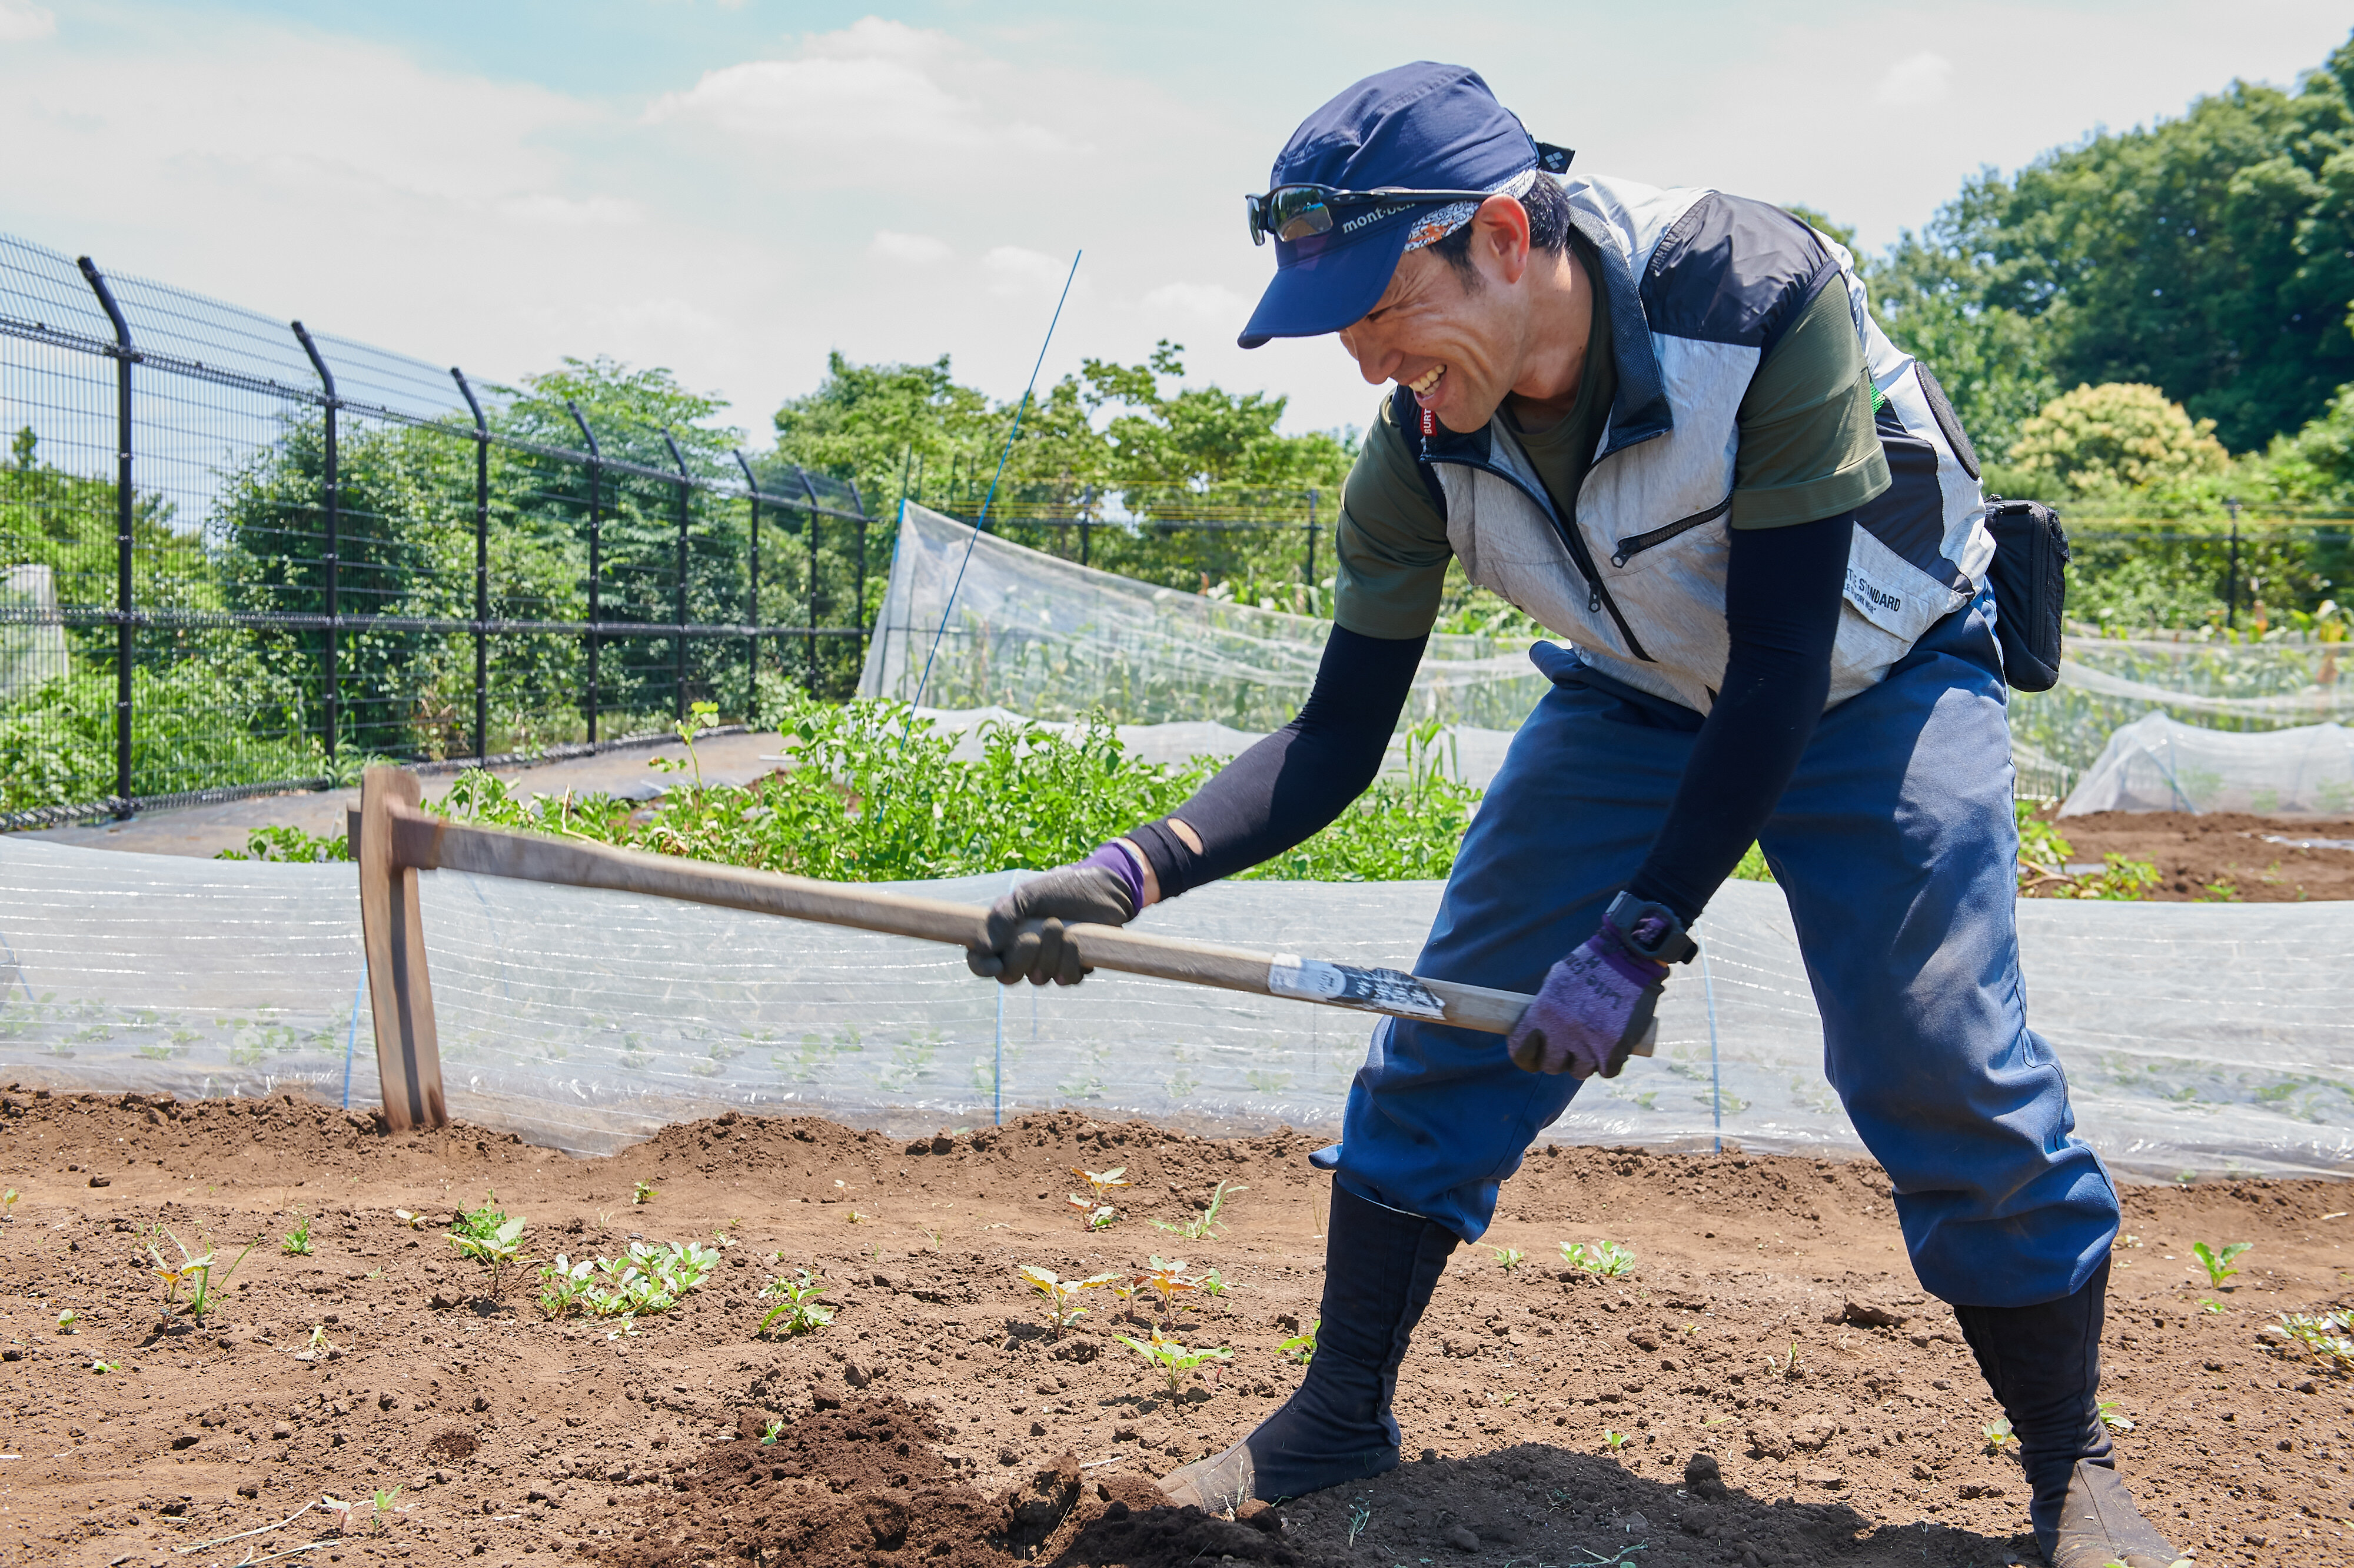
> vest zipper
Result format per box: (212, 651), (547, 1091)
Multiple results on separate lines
(1610, 492), (1732, 568)
(1424, 452), (1654, 664)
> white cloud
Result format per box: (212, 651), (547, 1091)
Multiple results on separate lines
(1871, 51), (1953, 107)
(1142, 281), (1246, 323)
(0, 1), (54, 43)
(983, 244), (1078, 297)
(499, 194), (641, 227)
(644, 17), (1069, 183)
(868, 229), (953, 265)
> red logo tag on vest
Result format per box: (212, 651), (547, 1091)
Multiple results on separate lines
(1420, 407), (1435, 440)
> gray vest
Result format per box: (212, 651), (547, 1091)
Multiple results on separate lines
(1412, 174), (1993, 713)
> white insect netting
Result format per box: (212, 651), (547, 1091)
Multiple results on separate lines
(4, 838), (2348, 1178)
(2059, 713), (2354, 817)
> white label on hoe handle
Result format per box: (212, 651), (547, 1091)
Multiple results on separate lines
(1266, 954), (1448, 1020)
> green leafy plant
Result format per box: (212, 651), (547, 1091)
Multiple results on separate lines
(2196, 1297), (2227, 1314)
(1066, 1196), (1118, 1231)
(2267, 1310), (2354, 1373)
(1279, 1319), (1318, 1365)
(757, 1270), (834, 1337)
(536, 1241), (718, 1321)
(2192, 1241), (2252, 1288)
(90, 1358), (118, 1374)
(1560, 1240), (1636, 1277)
(2, 1189), (18, 1220)
(1151, 1180), (1246, 1242)
(2096, 1399), (2136, 1433)
(647, 701), (722, 787)
(368, 1487), (407, 1534)
(1018, 1264), (1115, 1339)
(280, 1214), (313, 1257)
(1193, 1269), (1234, 1311)
(55, 1309), (77, 1334)
(144, 1226), (259, 1323)
(1346, 1496), (1372, 1546)
(445, 1192), (527, 1296)
(1114, 1327), (1232, 1400)
(1601, 1429), (1629, 1450)
(1984, 1417), (2016, 1454)
(393, 1208), (428, 1231)
(760, 1418), (785, 1446)
(631, 1180), (657, 1206)
(1491, 1245), (1525, 1274)
(1137, 1256), (1198, 1321)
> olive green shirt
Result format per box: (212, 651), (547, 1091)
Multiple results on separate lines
(1334, 255), (1891, 640)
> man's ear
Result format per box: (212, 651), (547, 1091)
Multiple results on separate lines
(1476, 194), (1534, 287)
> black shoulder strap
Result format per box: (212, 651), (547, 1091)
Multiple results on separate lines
(1389, 383), (1449, 518)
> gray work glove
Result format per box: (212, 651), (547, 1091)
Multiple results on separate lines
(965, 849), (1141, 987)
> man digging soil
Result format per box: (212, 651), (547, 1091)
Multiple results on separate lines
(967, 64), (2182, 1568)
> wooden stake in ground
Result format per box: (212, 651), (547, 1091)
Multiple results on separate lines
(351, 763), (1601, 1129)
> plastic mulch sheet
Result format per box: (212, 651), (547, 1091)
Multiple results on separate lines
(4, 838), (2347, 1179)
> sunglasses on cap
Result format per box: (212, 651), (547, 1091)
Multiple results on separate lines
(1245, 142), (1574, 247)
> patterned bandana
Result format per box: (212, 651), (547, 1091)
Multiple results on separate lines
(1401, 168), (1542, 252)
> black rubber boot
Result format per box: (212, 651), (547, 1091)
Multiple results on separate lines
(1952, 1258), (2180, 1566)
(1159, 1181), (1456, 1511)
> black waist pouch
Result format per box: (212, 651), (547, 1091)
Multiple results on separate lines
(1983, 497), (2069, 692)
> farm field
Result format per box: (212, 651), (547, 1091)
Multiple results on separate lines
(1, 1088), (2349, 1568)
(2033, 812), (2354, 902)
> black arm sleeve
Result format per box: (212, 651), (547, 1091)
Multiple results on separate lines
(1621, 514), (1853, 926)
(1129, 624), (1425, 899)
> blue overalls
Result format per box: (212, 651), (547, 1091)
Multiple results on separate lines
(1313, 596), (2120, 1310)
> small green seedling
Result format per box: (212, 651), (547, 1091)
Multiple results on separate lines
(144, 1225), (258, 1323)
(1492, 1245), (1525, 1274)
(1279, 1319), (1318, 1365)
(369, 1487), (406, 1534)
(2192, 1241), (2251, 1289)
(1151, 1180), (1246, 1242)
(1106, 1271), (1145, 1324)
(1346, 1496), (1372, 1546)
(1066, 1196), (1118, 1230)
(1114, 1328), (1232, 1400)
(1775, 1340), (1803, 1380)
(922, 1227), (943, 1253)
(1138, 1256), (1198, 1320)
(760, 1418), (785, 1446)
(321, 1496), (357, 1536)
(393, 1209), (428, 1230)
(1019, 1265), (1115, 1338)
(1, 1189), (16, 1220)
(445, 1192), (527, 1296)
(2196, 1297), (2226, 1314)
(632, 1180), (657, 1206)
(1560, 1240), (1636, 1277)
(1983, 1417), (2015, 1454)
(1072, 1166), (1131, 1205)
(281, 1214), (314, 1257)
(55, 1310), (77, 1334)
(2096, 1399), (2134, 1433)
(1193, 1268), (1235, 1311)
(90, 1359), (118, 1374)
(1601, 1429), (1629, 1450)
(757, 1270), (834, 1337)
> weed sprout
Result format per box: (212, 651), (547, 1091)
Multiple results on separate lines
(1113, 1327), (1232, 1400)
(1492, 1246), (1525, 1274)
(144, 1225), (260, 1323)
(281, 1214), (314, 1257)
(1346, 1497), (1372, 1546)
(1560, 1240), (1636, 1277)
(445, 1192), (527, 1297)
(1279, 1319), (1319, 1365)
(1151, 1180), (1246, 1242)
(757, 1270), (834, 1337)
(2192, 1241), (2251, 1289)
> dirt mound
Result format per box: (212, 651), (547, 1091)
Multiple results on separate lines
(593, 1399), (1321, 1568)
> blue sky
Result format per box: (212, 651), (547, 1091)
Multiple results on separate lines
(2, 1), (2349, 444)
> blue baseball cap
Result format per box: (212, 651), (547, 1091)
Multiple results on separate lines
(1239, 63), (1555, 349)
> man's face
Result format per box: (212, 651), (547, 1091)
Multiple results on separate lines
(1334, 198), (1531, 434)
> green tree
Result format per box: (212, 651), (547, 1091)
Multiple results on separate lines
(2003, 382), (2229, 498)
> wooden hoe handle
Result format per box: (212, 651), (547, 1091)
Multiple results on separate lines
(351, 764), (1564, 1131)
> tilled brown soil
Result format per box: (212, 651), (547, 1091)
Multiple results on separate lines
(2, 1087), (2350, 1568)
(2032, 810), (2354, 901)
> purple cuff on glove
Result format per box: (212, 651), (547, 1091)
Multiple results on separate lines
(1079, 841), (1146, 914)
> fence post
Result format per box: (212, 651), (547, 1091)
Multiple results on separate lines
(1304, 487), (1319, 600)
(797, 468), (822, 693)
(662, 429), (691, 721)
(77, 258), (137, 814)
(847, 477), (867, 668)
(452, 370), (490, 760)
(733, 451), (762, 721)
(291, 321), (341, 765)
(2225, 495), (2242, 631)
(567, 402), (601, 743)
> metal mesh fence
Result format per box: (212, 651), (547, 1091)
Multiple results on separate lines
(0, 231), (876, 829)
